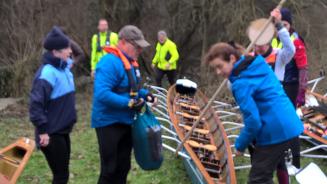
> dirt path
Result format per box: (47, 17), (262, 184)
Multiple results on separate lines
(0, 98), (19, 111)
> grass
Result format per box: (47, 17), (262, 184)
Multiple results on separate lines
(0, 89), (189, 184)
(1, 89), (327, 184)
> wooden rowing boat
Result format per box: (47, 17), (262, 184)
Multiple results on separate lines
(301, 91), (327, 145)
(167, 84), (236, 184)
(0, 137), (35, 184)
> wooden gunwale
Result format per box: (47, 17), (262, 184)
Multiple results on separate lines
(167, 85), (236, 184)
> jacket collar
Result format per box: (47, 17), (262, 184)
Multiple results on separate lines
(42, 51), (67, 69)
(121, 51), (134, 62)
(229, 55), (256, 80)
(255, 46), (273, 58)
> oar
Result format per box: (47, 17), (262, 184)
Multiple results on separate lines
(186, 140), (217, 152)
(175, 0), (287, 154)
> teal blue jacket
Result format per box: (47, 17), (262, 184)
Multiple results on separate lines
(229, 55), (303, 152)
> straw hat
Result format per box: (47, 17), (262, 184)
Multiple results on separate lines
(247, 18), (275, 46)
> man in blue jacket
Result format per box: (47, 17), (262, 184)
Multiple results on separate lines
(91, 25), (155, 184)
(29, 26), (76, 184)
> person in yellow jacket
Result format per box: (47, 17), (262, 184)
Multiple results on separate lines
(152, 30), (179, 86)
(90, 19), (118, 77)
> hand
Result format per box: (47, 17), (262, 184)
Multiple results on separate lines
(270, 8), (282, 23)
(296, 89), (306, 107)
(151, 64), (155, 69)
(235, 149), (244, 157)
(165, 63), (170, 70)
(146, 93), (158, 107)
(39, 134), (50, 147)
(91, 70), (95, 78)
(128, 98), (145, 111)
(146, 93), (155, 103)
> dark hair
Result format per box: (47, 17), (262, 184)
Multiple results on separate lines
(204, 42), (244, 64)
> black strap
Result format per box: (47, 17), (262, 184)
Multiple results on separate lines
(113, 66), (141, 97)
(232, 56), (255, 76)
(96, 31), (111, 52)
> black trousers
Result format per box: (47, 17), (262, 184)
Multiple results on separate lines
(40, 134), (71, 184)
(96, 123), (132, 184)
(155, 68), (176, 87)
(282, 82), (299, 108)
(248, 137), (298, 184)
(282, 82), (301, 168)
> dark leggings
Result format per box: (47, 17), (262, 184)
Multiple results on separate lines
(155, 68), (176, 87)
(282, 82), (301, 168)
(40, 134), (71, 184)
(282, 82), (299, 108)
(96, 123), (132, 184)
(248, 137), (298, 184)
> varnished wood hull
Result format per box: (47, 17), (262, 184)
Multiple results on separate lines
(167, 85), (236, 184)
(0, 137), (35, 184)
(302, 91), (327, 145)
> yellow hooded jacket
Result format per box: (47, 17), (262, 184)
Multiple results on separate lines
(152, 39), (179, 70)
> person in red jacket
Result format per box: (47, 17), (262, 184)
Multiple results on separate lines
(271, 8), (308, 184)
(271, 8), (308, 108)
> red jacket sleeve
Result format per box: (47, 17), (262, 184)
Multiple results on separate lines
(293, 39), (308, 69)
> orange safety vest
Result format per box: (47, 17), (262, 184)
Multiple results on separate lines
(103, 47), (141, 97)
(265, 49), (278, 65)
(250, 48), (278, 66)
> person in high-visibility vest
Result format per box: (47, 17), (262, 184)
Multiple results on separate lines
(248, 8), (302, 184)
(271, 8), (309, 108)
(90, 19), (118, 77)
(152, 31), (179, 86)
(271, 9), (308, 183)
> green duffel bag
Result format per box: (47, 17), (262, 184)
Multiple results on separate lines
(132, 104), (163, 170)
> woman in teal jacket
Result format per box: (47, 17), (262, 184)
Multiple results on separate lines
(204, 42), (303, 184)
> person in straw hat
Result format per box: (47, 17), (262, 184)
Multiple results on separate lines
(248, 8), (303, 183)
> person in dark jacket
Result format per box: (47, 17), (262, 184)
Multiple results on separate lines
(204, 42), (303, 184)
(29, 26), (76, 184)
(249, 9), (300, 183)
(271, 8), (309, 108)
(91, 25), (156, 184)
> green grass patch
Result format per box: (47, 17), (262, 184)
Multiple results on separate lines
(1, 91), (326, 184)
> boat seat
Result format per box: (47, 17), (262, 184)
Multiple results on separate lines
(186, 140), (217, 152)
(180, 124), (209, 135)
(179, 102), (200, 111)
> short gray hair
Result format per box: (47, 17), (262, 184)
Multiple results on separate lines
(158, 30), (167, 37)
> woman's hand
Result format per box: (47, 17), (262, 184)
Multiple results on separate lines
(235, 149), (244, 157)
(39, 134), (50, 147)
(271, 8), (282, 22)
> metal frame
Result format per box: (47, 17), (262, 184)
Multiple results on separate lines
(144, 81), (327, 182)
(307, 76), (325, 93)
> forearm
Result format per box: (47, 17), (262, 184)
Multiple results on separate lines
(277, 27), (295, 65)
